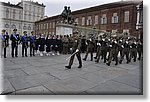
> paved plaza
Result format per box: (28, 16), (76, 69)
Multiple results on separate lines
(0, 46), (142, 95)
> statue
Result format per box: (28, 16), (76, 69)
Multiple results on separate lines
(60, 6), (75, 24)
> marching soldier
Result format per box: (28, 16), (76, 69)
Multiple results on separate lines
(65, 32), (82, 69)
(129, 39), (137, 62)
(35, 34), (40, 54)
(106, 39), (119, 66)
(119, 39), (130, 64)
(137, 39), (143, 60)
(83, 34), (95, 61)
(29, 31), (36, 57)
(21, 31), (28, 57)
(0, 30), (9, 58)
(10, 29), (20, 58)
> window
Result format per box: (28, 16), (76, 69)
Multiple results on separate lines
(13, 9), (16, 19)
(25, 4), (27, 10)
(112, 30), (118, 34)
(53, 22), (55, 28)
(94, 15), (98, 25)
(6, 8), (9, 18)
(29, 13), (31, 21)
(82, 17), (85, 25)
(49, 22), (52, 28)
(29, 5), (31, 11)
(24, 11), (27, 20)
(87, 16), (92, 25)
(75, 18), (79, 24)
(101, 14), (107, 24)
(112, 13), (118, 23)
(19, 11), (22, 20)
(124, 11), (129, 22)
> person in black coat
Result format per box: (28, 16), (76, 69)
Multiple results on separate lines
(45, 35), (52, 56)
(51, 35), (57, 56)
(39, 34), (45, 56)
(10, 29), (20, 58)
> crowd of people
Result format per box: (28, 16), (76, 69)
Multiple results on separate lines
(0, 29), (143, 68)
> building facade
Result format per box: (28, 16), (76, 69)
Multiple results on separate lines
(0, 0), (45, 35)
(35, 0), (143, 37)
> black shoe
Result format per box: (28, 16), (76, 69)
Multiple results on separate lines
(90, 59), (93, 61)
(78, 65), (82, 68)
(4, 56), (6, 58)
(15, 56), (18, 57)
(25, 55), (28, 57)
(115, 63), (118, 65)
(119, 60), (122, 64)
(126, 61), (129, 64)
(134, 59), (136, 62)
(106, 63), (110, 66)
(22, 55), (24, 57)
(94, 57), (97, 59)
(65, 66), (71, 69)
(83, 58), (86, 61)
(95, 60), (99, 63)
(33, 55), (35, 56)
(104, 61), (106, 63)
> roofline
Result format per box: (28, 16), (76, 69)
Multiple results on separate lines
(35, 0), (142, 23)
(0, 1), (23, 9)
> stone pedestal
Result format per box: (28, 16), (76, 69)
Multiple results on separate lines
(56, 23), (73, 35)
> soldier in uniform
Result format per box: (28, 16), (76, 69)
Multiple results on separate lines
(29, 31), (36, 57)
(0, 30), (9, 58)
(62, 35), (69, 54)
(137, 39), (143, 60)
(10, 29), (20, 58)
(65, 32), (82, 69)
(129, 38), (137, 62)
(83, 34), (95, 61)
(106, 38), (119, 66)
(119, 39), (130, 64)
(21, 31), (28, 57)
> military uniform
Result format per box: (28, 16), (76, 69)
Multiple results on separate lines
(129, 41), (137, 62)
(21, 31), (28, 57)
(39, 35), (46, 56)
(119, 40), (130, 64)
(65, 34), (82, 69)
(106, 40), (118, 66)
(83, 38), (95, 61)
(29, 32), (36, 57)
(1, 30), (9, 58)
(62, 36), (69, 54)
(10, 29), (20, 58)
(137, 40), (143, 60)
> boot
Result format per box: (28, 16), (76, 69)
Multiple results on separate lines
(65, 66), (71, 69)
(78, 65), (82, 68)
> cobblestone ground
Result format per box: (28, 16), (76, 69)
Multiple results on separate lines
(0, 46), (143, 95)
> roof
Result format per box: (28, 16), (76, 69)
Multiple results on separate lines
(17, 1), (46, 7)
(35, 0), (142, 23)
(0, 2), (23, 9)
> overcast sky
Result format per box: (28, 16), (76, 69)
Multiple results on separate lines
(1, 0), (126, 16)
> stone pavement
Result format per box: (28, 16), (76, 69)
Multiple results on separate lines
(0, 46), (143, 95)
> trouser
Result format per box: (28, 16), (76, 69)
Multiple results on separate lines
(69, 51), (82, 66)
(95, 46), (101, 59)
(30, 44), (35, 56)
(130, 48), (137, 62)
(12, 45), (18, 57)
(107, 49), (118, 65)
(119, 49), (130, 63)
(22, 44), (27, 57)
(137, 49), (142, 60)
(84, 47), (94, 61)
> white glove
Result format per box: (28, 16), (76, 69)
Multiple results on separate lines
(130, 46), (132, 48)
(76, 49), (79, 52)
(109, 45), (112, 47)
(114, 41), (117, 44)
(134, 42), (137, 44)
(121, 45), (124, 48)
(126, 41), (129, 44)
(55, 45), (58, 47)
(70, 48), (72, 51)
(51, 45), (53, 47)
(89, 39), (92, 41)
(86, 42), (88, 45)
